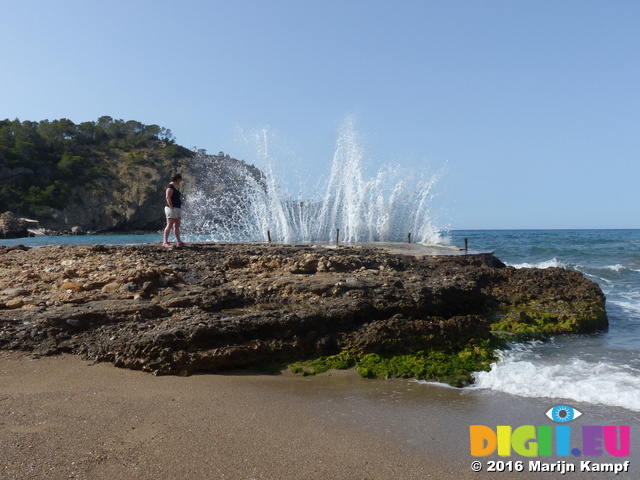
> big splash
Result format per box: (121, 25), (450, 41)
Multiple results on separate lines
(183, 119), (443, 245)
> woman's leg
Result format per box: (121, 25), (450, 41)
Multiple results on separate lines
(164, 218), (176, 243)
(174, 217), (182, 243)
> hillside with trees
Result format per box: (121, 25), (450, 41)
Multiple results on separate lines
(0, 116), (259, 235)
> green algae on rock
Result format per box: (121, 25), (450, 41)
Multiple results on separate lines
(355, 342), (499, 387)
(491, 300), (608, 339)
(288, 338), (503, 387)
(487, 266), (608, 342)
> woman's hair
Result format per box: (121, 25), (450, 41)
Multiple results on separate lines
(171, 173), (182, 182)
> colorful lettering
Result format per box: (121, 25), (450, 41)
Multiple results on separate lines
(469, 421), (631, 458)
(556, 425), (571, 456)
(603, 426), (630, 457)
(469, 425), (496, 456)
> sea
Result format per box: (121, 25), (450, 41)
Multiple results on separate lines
(2, 229), (639, 413)
(449, 229), (640, 414)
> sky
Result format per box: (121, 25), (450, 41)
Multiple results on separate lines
(2, 0), (639, 230)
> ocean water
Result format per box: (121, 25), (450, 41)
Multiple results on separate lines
(3, 229), (639, 412)
(448, 229), (640, 413)
(0, 234), (161, 248)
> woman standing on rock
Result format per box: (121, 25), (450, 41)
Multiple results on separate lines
(163, 173), (185, 247)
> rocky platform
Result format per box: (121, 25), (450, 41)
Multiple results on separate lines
(0, 243), (607, 385)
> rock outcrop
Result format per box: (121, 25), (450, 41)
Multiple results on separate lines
(0, 243), (607, 385)
(0, 212), (30, 239)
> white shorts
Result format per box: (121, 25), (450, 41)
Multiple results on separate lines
(165, 207), (182, 219)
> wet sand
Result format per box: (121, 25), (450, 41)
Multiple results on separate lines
(0, 352), (637, 479)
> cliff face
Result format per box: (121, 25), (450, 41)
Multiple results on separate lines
(0, 243), (607, 385)
(40, 141), (188, 232)
(0, 117), (262, 234)
(2, 147), (261, 233)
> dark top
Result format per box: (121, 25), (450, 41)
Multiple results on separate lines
(167, 184), (182, 208)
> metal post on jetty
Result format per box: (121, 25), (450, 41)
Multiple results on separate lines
(408, 232), (411, 244)
(267, 230), (272, 243)
(336, 229), (340, 246)
(464, 238), (468, 253)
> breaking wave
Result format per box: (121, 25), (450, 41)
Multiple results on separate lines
(472, 343), (640, 412)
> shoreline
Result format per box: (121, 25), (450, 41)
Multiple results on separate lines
(0, 352), (453, 479)
(0, 352), (638, 480)
(1, 352), (637, 479)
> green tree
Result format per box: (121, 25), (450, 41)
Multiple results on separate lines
(38, 118), (77, 154)
(14, 121), (41, 166)
(76, 121), (101, 144)
(25, 180), (71, 209)
(57, 152), (87, 176)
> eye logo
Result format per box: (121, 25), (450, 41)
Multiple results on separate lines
(546, 405), (582, 423)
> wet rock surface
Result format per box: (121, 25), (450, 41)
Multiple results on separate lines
(0, 243), (607, 377)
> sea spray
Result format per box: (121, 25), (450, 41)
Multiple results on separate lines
(183, 119), (443, 244)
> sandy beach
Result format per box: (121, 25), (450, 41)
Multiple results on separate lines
(0, 352), (637, 479)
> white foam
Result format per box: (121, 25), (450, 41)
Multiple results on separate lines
(603, 264), (626, 272)
(509, 258), (564, 269)
(472, 347), (640, 412)
(610, 299), (640, 316)
(580, 264), (635, 277)
(183, 119), (444, 244)
(411, 379), (460, 390)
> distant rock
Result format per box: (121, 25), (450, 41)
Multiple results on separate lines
(0, 212), (29, 239)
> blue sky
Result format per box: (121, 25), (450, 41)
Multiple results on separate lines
(2, 0), (639, 229)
